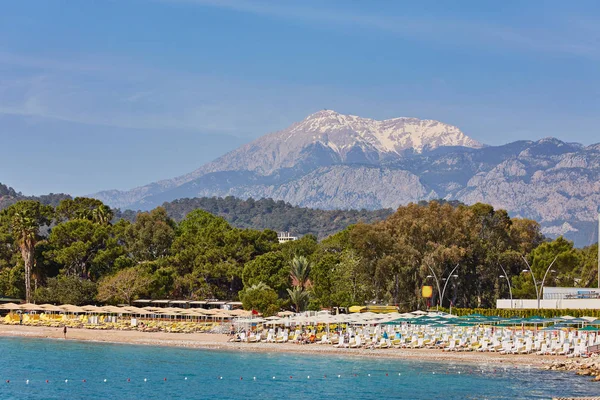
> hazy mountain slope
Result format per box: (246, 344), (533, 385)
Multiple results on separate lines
(0, 183), (71, 210)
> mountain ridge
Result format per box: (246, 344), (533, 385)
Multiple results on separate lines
(88, 111), (599, 246)
(91, 110), (483, 208)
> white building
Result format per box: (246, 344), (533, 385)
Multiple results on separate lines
(497, 286), (600, 309)
(277, 232), (298, 244)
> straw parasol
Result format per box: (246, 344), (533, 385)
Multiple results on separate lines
(0, 302), (23, 310)
(123, 306), (151, 315)
(21, 303), (45, 311)
(143, 306), (163, 311)
(99, 305), (130, 314)
(39, 304), (62, 312)
(81, 305), (101, 313)
(60, 304), (85, 313)
(228, 309), (250, 317)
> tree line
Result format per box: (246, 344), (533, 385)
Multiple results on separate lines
(0, 198), (597, 314)
(117, 196), (394, 239)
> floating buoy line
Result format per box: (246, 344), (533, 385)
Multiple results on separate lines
(2, 367), (516, 386)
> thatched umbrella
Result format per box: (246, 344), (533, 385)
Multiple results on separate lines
(0, 302), (23, 311)
(60, 304), (85, 313)
(39, 304), (62, 313)
(21, 303), (44, 311)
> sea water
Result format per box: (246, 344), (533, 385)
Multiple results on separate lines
(0, 337), (597, 399)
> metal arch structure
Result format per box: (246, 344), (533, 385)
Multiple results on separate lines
(425, 262), (460, 310)
(498, 263), (513, 307)
(521, 255), (559, 309)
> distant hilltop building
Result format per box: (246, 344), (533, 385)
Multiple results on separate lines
(277, 232), (298, 243)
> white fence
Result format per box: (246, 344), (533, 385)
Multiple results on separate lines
(497, 299), (600, 309)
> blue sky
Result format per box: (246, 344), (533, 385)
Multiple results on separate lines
(1, 0), (599, 195)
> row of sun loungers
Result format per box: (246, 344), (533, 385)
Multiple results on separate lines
(233, 326), (599, 357)
(2, 313), (222, 333)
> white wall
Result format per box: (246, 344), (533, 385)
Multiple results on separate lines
(497, 299), (600, 309)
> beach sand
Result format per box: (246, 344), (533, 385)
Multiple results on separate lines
(0, 325), (563, 368)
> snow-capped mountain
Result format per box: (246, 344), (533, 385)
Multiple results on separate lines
(197, 110), (483, 176)
(90, 111), (600, 246)
(92, 110), (483, 207)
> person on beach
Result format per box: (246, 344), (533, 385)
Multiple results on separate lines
(63, 325), (67, 339)
(19, 313), (23, 325)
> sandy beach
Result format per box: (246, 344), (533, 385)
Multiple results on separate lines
(0, 324), (563, 368)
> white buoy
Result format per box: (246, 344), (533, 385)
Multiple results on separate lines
(65, 379), (68, 383)
(367, 374), (371, 377)
(253, 377), (256, 380)
(307, 376), (310, 379)
(144, 378), (147, 382)
(272, 377), (275, 380)
(337, 375), (341, 378)
(184, 377), (188, 380)
(433, 372), (435, 374)
(103, 379), (107, 383)
(458, 372), (461, 374)
(398, 373), (401, 376)
(26, 380), (29, 384)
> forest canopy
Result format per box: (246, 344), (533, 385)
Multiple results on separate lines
(0, 197), (597, 313)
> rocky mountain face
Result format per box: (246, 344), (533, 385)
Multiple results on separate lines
(91, 111), (600, 246)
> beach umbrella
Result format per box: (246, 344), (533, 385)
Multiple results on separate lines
(559, 315), (576, 320)
(0, 302), (23, 310)
(541, 325), (561, 331)
(278, 311), (295, 317)
(228, 309), (250, 317)
(81, 305), (101, 313)
(524, 316), (551, 324)
(463, 313), (487, 318)
(39, 304), (62, 312)
(20, 303), (44, 311)
(60, 304), (85, 313)
(124, 306), (152, 315)
(99, 305), (130, 314)
(578, 326), (599, 331)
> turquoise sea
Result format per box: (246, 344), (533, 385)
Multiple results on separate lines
(0, 337), (597, 399)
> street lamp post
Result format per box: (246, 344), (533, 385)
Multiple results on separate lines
(425, 263), (460, 310)
(499, 264), (513, 308)
(521, 255), (558, 309)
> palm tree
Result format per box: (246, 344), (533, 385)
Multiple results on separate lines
(286, 286), (310, 313)
(5, 201), (53, 302)
(290, 256), (312, 289)
(287, 256), (312, 312)
(248, 282), (271, 291)
(11, 212), (37, 302)
(92, 205), (113, 225)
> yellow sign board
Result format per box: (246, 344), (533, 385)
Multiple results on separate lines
(422, 286), (433, 298)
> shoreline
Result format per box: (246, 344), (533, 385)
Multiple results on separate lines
(0, 325), (563, 368)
